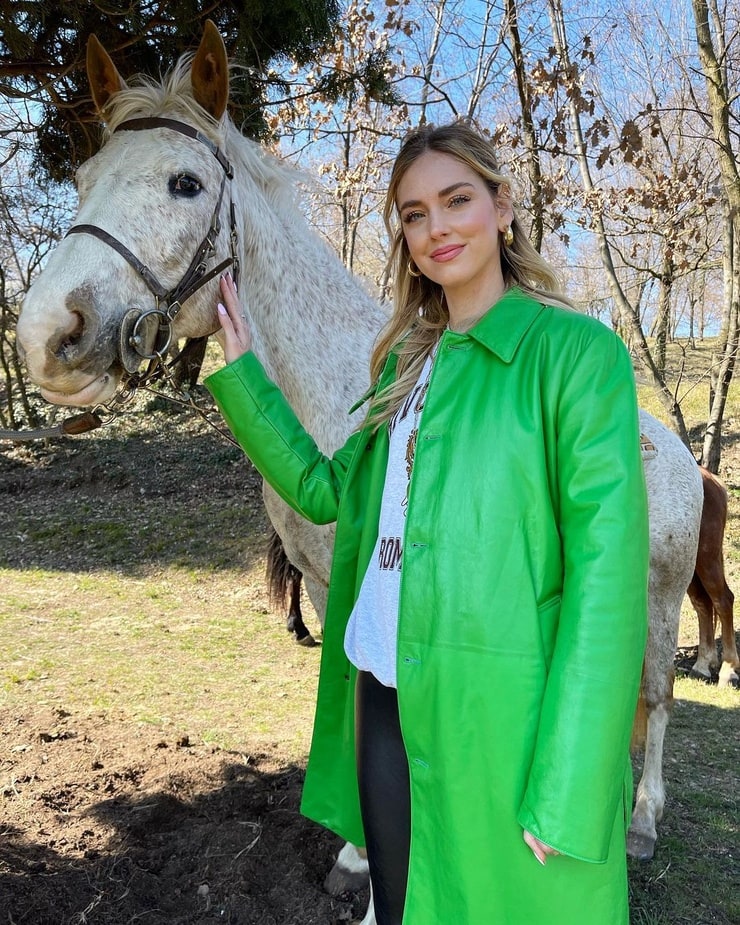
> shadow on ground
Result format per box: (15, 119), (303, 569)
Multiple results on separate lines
(0, 706), (367, 925)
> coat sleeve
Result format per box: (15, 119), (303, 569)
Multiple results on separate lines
(516, 325), (649, 863)
(204, 352), (363, 525)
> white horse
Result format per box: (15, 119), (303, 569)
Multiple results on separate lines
(16, 23), (702, 910)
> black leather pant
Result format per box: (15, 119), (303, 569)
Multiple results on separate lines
(355, 670), (411, 925)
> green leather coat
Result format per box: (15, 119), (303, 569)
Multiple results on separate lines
(205, 288), (649, 925)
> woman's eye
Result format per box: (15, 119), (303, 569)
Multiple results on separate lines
(169, 174), (202, 196)
(402, 210), (424, 224)
(449, 194), (470, 207)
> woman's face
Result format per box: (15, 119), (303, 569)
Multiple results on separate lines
(396, 150), (513, 304)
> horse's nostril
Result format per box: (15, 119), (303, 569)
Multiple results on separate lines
(54, 311), (85, 362)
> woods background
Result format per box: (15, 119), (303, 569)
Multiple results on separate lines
(1, 0), (739, 469)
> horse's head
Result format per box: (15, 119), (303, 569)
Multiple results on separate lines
(17, 21), (234, 406)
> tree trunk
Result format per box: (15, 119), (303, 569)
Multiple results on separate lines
(702, 202), (739, 472)
(505, 0), (545, 251)
(655, 253), (675, 376)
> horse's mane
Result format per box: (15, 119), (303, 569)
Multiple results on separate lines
(102, 53), (307, 226)
(103, 54), (214, 136)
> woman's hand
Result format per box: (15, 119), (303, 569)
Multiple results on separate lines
(523, 830), (560, 866)
(215, 272), (252, 364)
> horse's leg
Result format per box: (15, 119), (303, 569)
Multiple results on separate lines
(694, 468), (738, 687)
(326, 844), (374, 925)
(629, 691), (671, 860)
(324, 842), (370, 895)
(692, 545), (738, 687)
(262, 487), (333, 630)
(628, 584), (681, 861)
(287, 571), (317, 647)
(265, 524), (318, 645)
(687, 574), (718, 680)
(715, 578), (739, 688)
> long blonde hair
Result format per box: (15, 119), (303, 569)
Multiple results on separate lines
(368, 120), (573, 429)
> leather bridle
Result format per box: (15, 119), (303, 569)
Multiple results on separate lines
(66, 116), (239, 373)
(2, 117), (240, 444)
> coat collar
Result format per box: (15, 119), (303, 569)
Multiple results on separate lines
(457, 286), (547, 363)
(349, 288), (547, 414)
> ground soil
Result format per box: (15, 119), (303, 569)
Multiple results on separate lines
(1, 706), (365, 925)
(0, 400), (368, 925)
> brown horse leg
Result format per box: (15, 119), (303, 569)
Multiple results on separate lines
(715, 579), (739, 687)
(287, 570), (317, 647)
(266, 527), (316, 647)
(694, 469), (738, 687)
(687, 574), (717, 680)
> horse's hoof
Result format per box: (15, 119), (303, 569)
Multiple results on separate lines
(718, 668), (740, 689)
(626, 830), (656, 861)
(296, 632), (317, 647)
(324, 862), (369, 896)
(688, 667), (713, 684)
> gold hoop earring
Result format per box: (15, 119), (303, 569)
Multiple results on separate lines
(407, 259), (422, 278)
(503, 225), (514, 247)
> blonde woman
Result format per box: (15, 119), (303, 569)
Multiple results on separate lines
(206, 121), (648, 925)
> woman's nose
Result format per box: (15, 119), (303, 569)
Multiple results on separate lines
(428, 208), (449, 237)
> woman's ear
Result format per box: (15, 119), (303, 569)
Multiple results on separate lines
(496, 191), (515, 234)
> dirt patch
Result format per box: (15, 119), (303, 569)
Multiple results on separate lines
(2, 705), (365, 925)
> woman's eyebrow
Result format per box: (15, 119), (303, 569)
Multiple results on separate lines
(398, 181), (475, 212)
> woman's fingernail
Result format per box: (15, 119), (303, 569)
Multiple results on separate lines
(217, 303), (227, 315)
(536, 854), (546, 866)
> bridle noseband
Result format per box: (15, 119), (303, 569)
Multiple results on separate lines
(65, 116), (239, 374)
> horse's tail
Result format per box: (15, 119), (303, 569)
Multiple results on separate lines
(266, 526), (301, 607)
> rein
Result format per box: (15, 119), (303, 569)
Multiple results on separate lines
(0, 412), (105, 443)
(0, 342), (238, 446)
(2, 117), (240, 446)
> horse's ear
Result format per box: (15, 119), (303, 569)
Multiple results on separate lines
(87, 34), (127, 116)
(191, 20), (229, 120)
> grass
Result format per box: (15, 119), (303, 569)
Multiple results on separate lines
(0, 561), (321, 759)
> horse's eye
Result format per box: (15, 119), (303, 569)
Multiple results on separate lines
(169, 173), (202, 196)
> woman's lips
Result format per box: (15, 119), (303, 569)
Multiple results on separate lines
(430, 244), (464, 262)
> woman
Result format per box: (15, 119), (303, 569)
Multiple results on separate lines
(205, 121), (649, 925)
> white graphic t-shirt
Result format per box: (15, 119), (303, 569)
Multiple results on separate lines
(344, 347), (437, 688)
